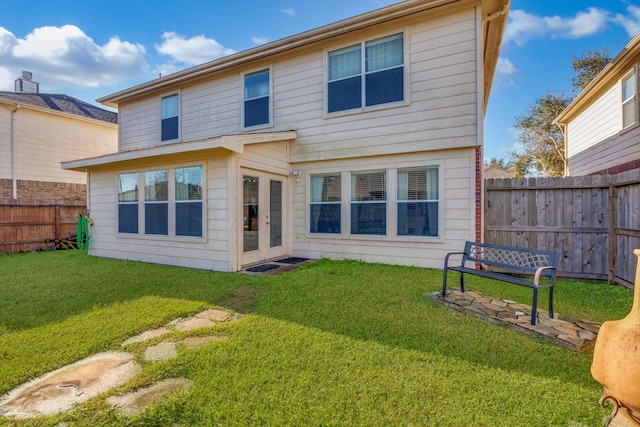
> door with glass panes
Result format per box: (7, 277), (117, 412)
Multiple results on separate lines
(240, 170), (286, 266)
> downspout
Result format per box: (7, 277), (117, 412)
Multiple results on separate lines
(10, 104), (20, 200)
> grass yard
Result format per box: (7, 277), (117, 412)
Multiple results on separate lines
(0, 250), (633, 426)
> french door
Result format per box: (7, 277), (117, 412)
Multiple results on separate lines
(240, 169), (286, 266)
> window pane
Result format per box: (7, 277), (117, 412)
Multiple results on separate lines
(622, 73), (636, 102)
(161, 116), (179, 141)
(328, 44), (361, 81)
(244, 70), (270, 100)
(623, 99), (637, 128)
(366, 33), (403, 72)
(118, 173), (138, 202)
(398, 202), (438, 236)
(310, 204), (341, 233)
(366, 67), (404, 106)
(176, 201), (202, 237)
(351, 203), (386, 235)
(244, 97), (270, 126)
(270, 180), (282, 247)
(175, 166), (203, 201)
(144, 170), (168, 201)
(328, 76), (361, 113)
(351, 171), (386, 201)
(310, 174), (341, 202)
(118, 204), (138, 234)
(161, 94), (179, 119)
(145, 203), (168, 235)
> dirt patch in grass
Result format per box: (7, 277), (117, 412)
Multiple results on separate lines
(219, 285), (267, 313)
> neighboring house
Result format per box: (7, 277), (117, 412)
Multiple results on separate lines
(0, 73), (118, 201)
(555, 32), (640, 176)
(63, 0), (509, 272)
(484, 166), (510, 179)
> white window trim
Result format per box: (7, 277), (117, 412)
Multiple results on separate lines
(323, 30), (410, 119)
(241, 66), (274, 130)
(116, 161), (207, 242)
(160, 91), (181, 143)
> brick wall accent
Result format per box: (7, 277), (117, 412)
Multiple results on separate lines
(0, 179), (86, 202)
(588, 158), (640, 176)
(475, 147), (482, 243)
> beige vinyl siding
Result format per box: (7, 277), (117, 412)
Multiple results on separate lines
(87, 154), (233, 271)
(290, 148), (475, 269)
(566, 82), (640, 175)
(567, 85), (619, 158)
(8, 108), (117, 184)
(116, 8), (477, 162)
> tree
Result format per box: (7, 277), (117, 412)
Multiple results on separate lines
(510, 94), (571, 177)
(507, 49), (611, 177)
(571, 49), (611, 93)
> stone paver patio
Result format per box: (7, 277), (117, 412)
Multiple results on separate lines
(428, 290), (600, 352)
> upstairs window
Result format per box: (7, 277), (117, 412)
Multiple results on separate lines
(161, 94), (179, 141)
(244, 69), (270, 127)
(328, 33), (404, 113)
(622, 71), (637, 129)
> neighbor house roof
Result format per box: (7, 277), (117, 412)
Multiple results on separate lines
(0, 92), (118, 125)
(555, 32), (640, 126)
(98, 0), (509, 110)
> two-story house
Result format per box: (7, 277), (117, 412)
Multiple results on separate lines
(555, 32), (640, 176)
(63, 0), (509, 272)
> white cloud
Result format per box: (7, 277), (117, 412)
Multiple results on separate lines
(495, 57), (518, 84)
(281, 8), (295, 17)
(504, 7), (610, 47)
(613, 5), (640, 37)
(0, 25), (147, 91)
(251, 37), (268, 46)
(156, 32), (235, 65)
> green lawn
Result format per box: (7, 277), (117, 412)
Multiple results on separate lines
(0, 251), (632, 426)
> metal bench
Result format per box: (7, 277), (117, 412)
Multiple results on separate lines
(442, 241), (558, 325)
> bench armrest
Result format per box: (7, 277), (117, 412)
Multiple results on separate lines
(533, 266), (557, 288)
(443, 252), (466, 269)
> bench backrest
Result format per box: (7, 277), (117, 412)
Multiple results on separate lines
(464, 241), (558, 275)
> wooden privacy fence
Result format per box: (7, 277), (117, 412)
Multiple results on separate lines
(0, 200), (86, 254)
(485, 169), (640, 287)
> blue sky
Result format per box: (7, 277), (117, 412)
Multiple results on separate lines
(1, 0), (639, 161)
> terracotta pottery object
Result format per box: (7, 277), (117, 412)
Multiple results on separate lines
(592, 249), (640, 425)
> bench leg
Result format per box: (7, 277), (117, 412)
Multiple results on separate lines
(531, 288), (538, 325)
(459, 272), (465, 293)
(549, 286), (554, 319)
(441, 270), (448, 297)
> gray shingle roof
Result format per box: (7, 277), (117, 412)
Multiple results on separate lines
(0, 92), (117, 124)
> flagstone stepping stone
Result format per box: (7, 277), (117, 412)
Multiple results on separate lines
(144, 341), (178, 362)
(106, 378), (193, 416)
(121, 327), (171, 346)
(0, 352), (140, 419)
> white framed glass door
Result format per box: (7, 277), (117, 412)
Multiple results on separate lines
(241, 169), (286, 266)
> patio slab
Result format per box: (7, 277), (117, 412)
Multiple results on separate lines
(427, 290), (601, 352)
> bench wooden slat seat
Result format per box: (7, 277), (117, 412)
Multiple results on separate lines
(442, 241), (558, 325)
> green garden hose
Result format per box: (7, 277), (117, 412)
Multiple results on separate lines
(76, 215), (93, 250)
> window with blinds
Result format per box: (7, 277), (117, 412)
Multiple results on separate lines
(175, 166), (203, 237)
(310, 174), (341, 233)
(161, 94), (179, 141)
(327, 33), (403, 113)
(118, 173), (139, 234)
(397, 167), (438, 236)
(244, 69), (270, 127)
(351, 171), (386, 235)
(144, 170), (169, 235)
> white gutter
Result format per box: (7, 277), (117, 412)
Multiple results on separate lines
(10, 104), (20, 199)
